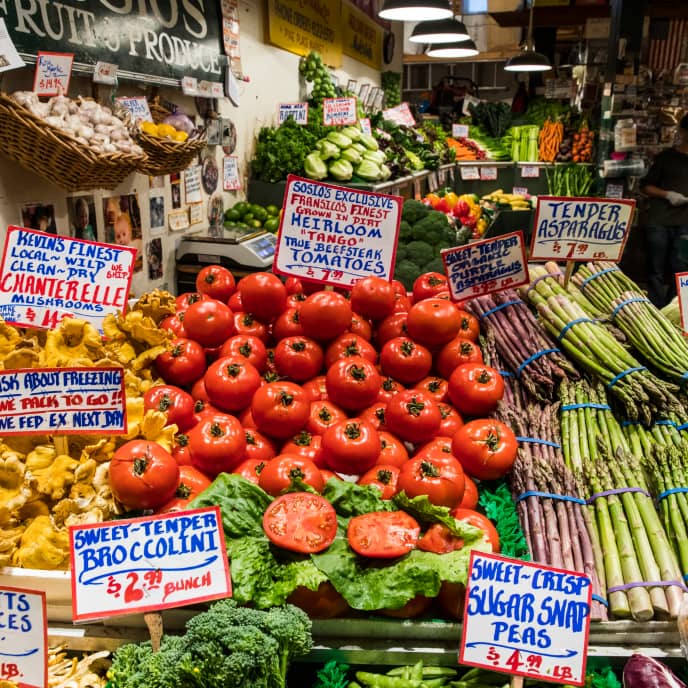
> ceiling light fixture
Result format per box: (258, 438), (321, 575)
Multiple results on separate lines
(426, 38), (479, 58)
(378, 0), (453, 22)
(504, 0), (552, 72)
(409, 17), (471, 43)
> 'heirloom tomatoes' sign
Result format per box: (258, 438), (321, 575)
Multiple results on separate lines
(70, 507), (231, 622)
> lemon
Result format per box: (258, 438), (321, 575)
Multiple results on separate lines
(173, 130), (189, 142)
(156, 123), (176, 139)
(140, 121), (159, 137)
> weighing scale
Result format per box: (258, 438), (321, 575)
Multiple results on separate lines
(175, 226), (276, 294)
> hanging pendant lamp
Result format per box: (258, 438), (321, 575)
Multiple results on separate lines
(426, 38), (479, 58)
(504, 0), (551, 72)
(378, 0), (453, 22)
(410, 17), (471, 44)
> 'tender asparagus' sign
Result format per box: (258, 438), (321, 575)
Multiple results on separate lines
(460, 551), (591, 686)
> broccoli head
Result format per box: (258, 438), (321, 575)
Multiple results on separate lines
(398, 220), (414, 242)
(405, 240), (434, 268)
(401, 199), (431, 225)
(394, 259), (422, 290)
(411, 210), (452, 244)
(423, 257), (447, 275)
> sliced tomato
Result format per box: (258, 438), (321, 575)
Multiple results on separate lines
(347, 511), (420, 559)
(417, 523), (464, 554)
(450, 507), (500, 552)
(262, 492), (337, 553)
(357, 464), (400, 499)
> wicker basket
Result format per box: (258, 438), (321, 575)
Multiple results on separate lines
(0, 92), (147, 192)
(136, 130), (208, 176)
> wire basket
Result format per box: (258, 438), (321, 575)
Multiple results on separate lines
(0, 92), (147, 192)
(136, 130), (208, 176)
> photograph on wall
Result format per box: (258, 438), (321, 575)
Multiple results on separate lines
(149, 175), (165, 190)
(170, 172), (182, 209)
(103, 193), (143, 273)
(66, 195), (97, 241)
(202, 155), (219, 195)
(147, 238), (163, 281)
(20, 202), (57, 234)
(150, 195), (165, 234)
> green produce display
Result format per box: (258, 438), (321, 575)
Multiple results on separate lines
(509, 125), (540, 163)
(545, 163), (594, 196)
(300, 51), (337, 100)
(468, 101), (512, 138)
(225, 201), (281, 232)
(381, 71), (402, 108)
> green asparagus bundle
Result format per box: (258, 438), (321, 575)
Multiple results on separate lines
(523, 266), (681, 423)
(661, 298), (682, 328)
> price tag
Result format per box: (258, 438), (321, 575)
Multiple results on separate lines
(460, 166), (480, 181)
(438, 167), (448, 186)
(521, 165), (541, 179)
(0, 227), (135, 333)
(0, 586), (47, 688)
(605, 183), (624, 199)
(676, 272), (688, 334)
(323, 97), (357, 126)
(373, 91), (384, 112)
(181, 76), (198, 96)
(278, 102), (308, 125)
(480, 167), (498, 181)
(274, 174), (402, 288)
(460, 551), (591, 686)
(33, 51), (73, 96)
(210, 81), (225, 98)
(197, 80), (213, 97)
(512, 186), (529, 197)
(93, 61), (117, 85)
(382, 102), (416, 127)
(442, 232), (529, 301)
(359, 83), (370, 103)
(366, 86), (379, 109)
(530, 196), (636, 262)
(70, 507), (231, 622)
(223, 156), (241, 190)
(115, 95), (152, 123)
(359, 117), (372, 135)
(452, 124), (469, 138)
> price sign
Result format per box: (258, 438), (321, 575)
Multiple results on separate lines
(521, 165), (541, 179)
(115, 96), (152, 123)
(676, 272), (688, 334)
(197, 80), (213, 97)
(480, 167), (498, 181)
(278, 102), (308, 125)
(274, 175), (402, 289)
(0, 367), (125, 435)
(460, 551), (591, 686)
(442, 231), (529, 301)
(223, 156), (241, 191)
(359, 117), (372, 135)
(460, 166), (480, 181)
(181, 76), (198, 96)
(382, 102), (415, 127)
(93, 61), (117, 85)
(70, 507), (231, 622)
(605, 183), (624, 199)
(513, 186), (529, 197)
(0, 227), (135, 333)
(210, 81), (225, 98)
(530, 196), (635, 262)
(33, 51), (73, 96)
(323, 97), (357, 126)
(452, 124), (469, 138)
(0, 586), (47, 688)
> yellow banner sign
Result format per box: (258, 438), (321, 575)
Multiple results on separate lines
(342, 1), (383, 70)
(267, 0), (343, 68)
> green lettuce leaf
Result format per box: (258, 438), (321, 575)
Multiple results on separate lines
(322, 479), (397, 519)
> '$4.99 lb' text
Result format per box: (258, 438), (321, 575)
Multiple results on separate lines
(484, 648), (574, 681)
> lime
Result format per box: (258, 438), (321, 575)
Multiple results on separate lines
(233, 201), (249, 215)
(264, 218), (280, 232)
(266, 204), (279, 217)
(225, 208), (241, 222)
(249, 219), (263, 229)
(252, 206), (268, 222)
(242, 212), (255, 223)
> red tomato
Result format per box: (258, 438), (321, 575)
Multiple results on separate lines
(263, 492), (337, 553)
(286, 292), (307, 309)
(195, 265), (236, 302)
(233, 458), (267, 484)
(306, 400), (347, 436)
(350, 276), (396, 321)
(238, 272), (287, 322)
(326, 356), (381, 411)
(437, 403), (464, 436)
(300, 291), (352, 341)
(156, 465), (212, 513)
(376, 312), (408, 347)
(447, 363), (504, 417)
(321, 418), (381, 474)
(397, 454), (465, 508)
(243, 429), (277, 462)
(258, 453), (325, 495)
(360, 402), (387, 431)
(377, 377), (405, 404)
(187, 412), (247, 476)
(406, 298), (462, 348)
(190, 377), (210, 403)
(287, 581), (349, 619)
(436, 337), (484, 379)
(347, 511), (420, 558)
(417, 523), (464, 554)
(228, 290), (243, 311)
(193, 399), (221, 424)
(391, 279), (407, 297)
(285, 276), (304, 295)
(272, 307), (305, 340)
(380, 337), (432, 385)
(458, 475), (479, 510)
(412, 272), (448, 302)
(456, 309), (480, 342)
(273, 336), (324, 382)
(392, 292), (412, 313)
(251, 381), (311, 439)
(414, 436), (454, 460)
(302, 375), (328, 402)
(349, 312), (373, 341)
(172, 433), (192, 466)
(220, 334), (268, 372)
(156, 338), (206, 387)
(204, 345), (222, 363)
(414, 376), (449, 404)
(109, 440), (179, 510)
(320, 468), (341, 482)
(325, 333), (377, 369)
(232, 311), (269, 342)
(204, 356), (261, 412)
(450, 507), (500, 552)
(385, 390), (441, 444)
(452, 419), (517, 481)
(143, 385), (195, 432)
(239, 406), (257, 429)
(376, 431), (409, 467)
(281, 430), (324, 467)
(160, 313), (187, 338)
(437, 582), (466, 620)
(175, 292), (209, 312)
(357, 464), (400, 499)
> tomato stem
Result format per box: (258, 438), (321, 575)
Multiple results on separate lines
(419, 460), (440, 478)
(176, 433), (189, 447)
(279, 391), (294, 406)
(428, 276), (444, 287)
(406, 397), (425, 417)
(289, 467), (306, 480)
(293, 430), (312, 446)
(171, 344), (183, 357)
(400, 340), (415, 357)
(345, 343), (360, 356)
(175, 482), (192, 498)
(345, 422), (361, 439)
(227, 363), (242, 377)
(210, 422), (225, 438)
(319, 407), (332, 422)
(349, 365), (367, 381)
(239, 342), (252, 357)
(477, 369), (493, 385)
(291, 341), (306, 352)
(427, 379), (441, 393)
(157, 394), (172, 412)
(377, 469), (393, 484)
(484, 431), (500, 451)
(460, 342), (473, 355)
(133, 457), (148, 476)
(382, 378), (395, 392)
(245, 431), (256, 445)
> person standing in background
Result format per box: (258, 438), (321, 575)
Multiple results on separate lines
(640, 114), (688, 306)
